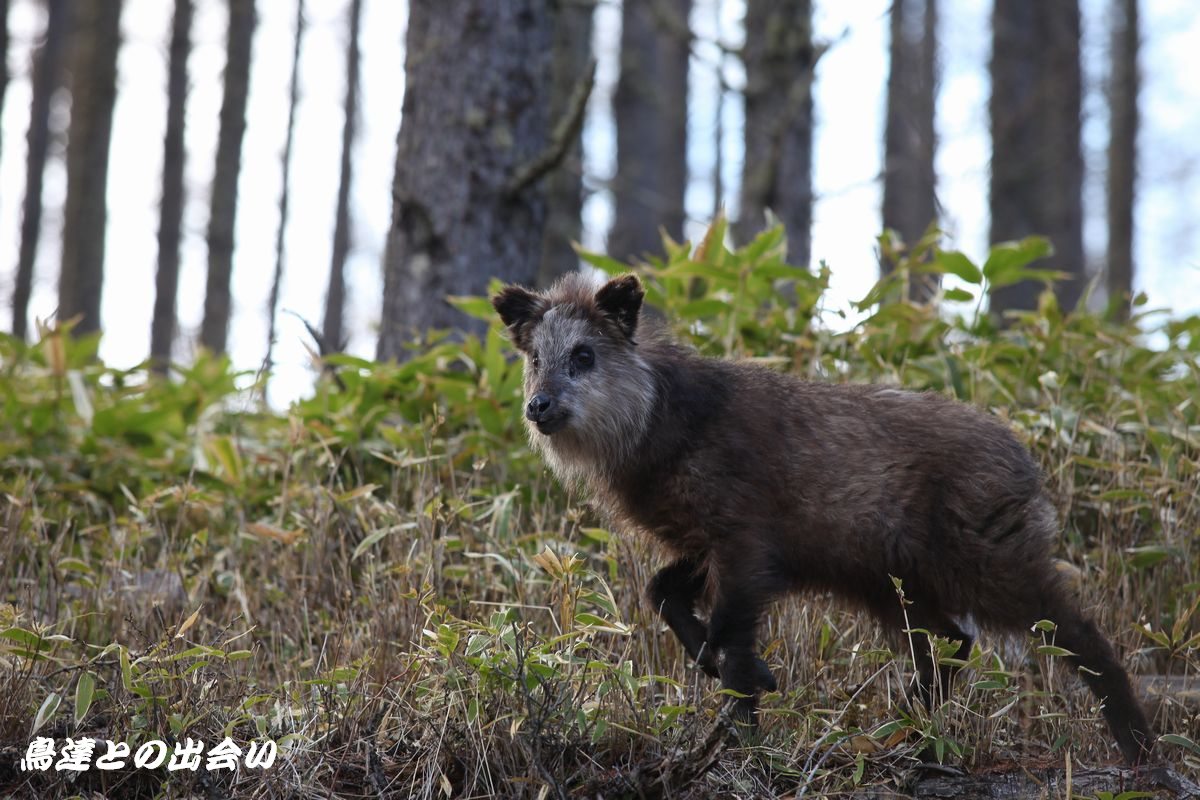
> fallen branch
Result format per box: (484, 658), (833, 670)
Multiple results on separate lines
(844, 763), (1200, 800)
(582, 711), (735, 799)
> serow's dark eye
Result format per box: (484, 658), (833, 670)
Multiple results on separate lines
(530, 351), (541, 369)
(572, 345), (595, 371)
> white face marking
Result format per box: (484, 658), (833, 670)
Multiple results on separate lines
(522, 309), (657, 488)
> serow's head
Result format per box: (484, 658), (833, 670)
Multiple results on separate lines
(491, 273), (651, 451)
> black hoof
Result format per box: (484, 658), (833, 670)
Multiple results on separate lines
(752, 656), (777, 692)
(716, 648), (777, 736)
(728, 693), (760, 730)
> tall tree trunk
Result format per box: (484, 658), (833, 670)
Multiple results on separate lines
(1106, 0), (1138, 320)
(58, 0), (122, 337)
(1, 0), (9, 165)
(151, 0), (194, 370)
(201, 0), (256, 355)
(537, 0), (593, 286)
(11, 0), (69, 340)
(265, 0), (303, 373)
(989, 0), (1084, 315)
(377, 0), (553, 359)
(881, 0), (938, 301)
(735, 0), (815, 268)
(609, 0), (689, 262)
(322, 0), (361, 353)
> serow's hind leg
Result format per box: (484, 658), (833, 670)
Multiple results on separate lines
(874, 595), (972, 713)
(881, 601), (974, 766)
(908, 610), (973, 712)
(1046, 601), (1155, 765)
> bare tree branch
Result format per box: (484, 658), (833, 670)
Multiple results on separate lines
(506, 57), (596, 198)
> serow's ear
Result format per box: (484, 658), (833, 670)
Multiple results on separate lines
(491, 285), (545, 351)
(595, 274), (644, 341)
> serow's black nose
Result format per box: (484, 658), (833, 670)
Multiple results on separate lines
(525, 393), (555, 422)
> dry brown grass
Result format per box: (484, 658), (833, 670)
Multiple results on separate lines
(3, 234), (1200, 797)
(3, 412), (1197, 798)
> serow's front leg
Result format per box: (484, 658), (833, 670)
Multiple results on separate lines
(648, 557), (719, 677)
(707, 586), (777, 727)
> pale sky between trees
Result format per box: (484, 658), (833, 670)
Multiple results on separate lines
(1, 0), (1199, 406)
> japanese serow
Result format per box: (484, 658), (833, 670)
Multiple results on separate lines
(492, 271), (1154, 765)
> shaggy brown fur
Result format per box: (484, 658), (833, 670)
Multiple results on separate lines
(492, 271), (1154, 765)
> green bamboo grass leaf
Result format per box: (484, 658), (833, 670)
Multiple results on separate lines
(924, 250), (982, 284)
(1160, 733), (1200, 756)
(74, 672), (96, 726)
(33, 692), (61, 735)
(446, 296), (497, 323)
